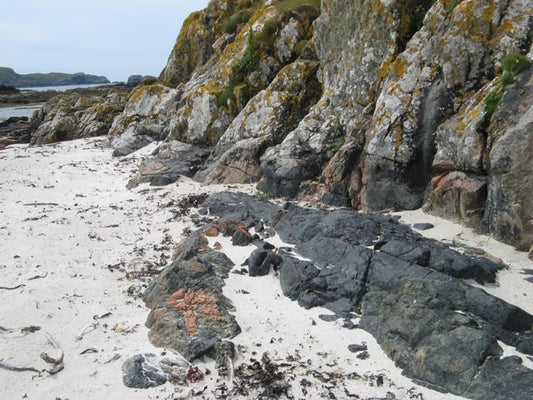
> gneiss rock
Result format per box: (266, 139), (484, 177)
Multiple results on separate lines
(30, 88), (128, 145)
(0, 116), (31, 148)
(126, 141), (210, 188)
(123, 354), (172, 388)
(122, 353), (191, 388)
(204, 192), (533, 400)
(483, 68), (533, 250)
(143, 231), (240, 362)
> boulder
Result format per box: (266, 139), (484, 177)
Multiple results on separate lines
(127, 141), (210, 187)
(143, 231), (240, 361)
(122, 353), (189, 388)
(30, 90), (127, 145)
(426, 171), (488, 228)
(0, 116), (31, 148)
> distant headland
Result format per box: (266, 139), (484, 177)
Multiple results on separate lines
(0, 67), (109, 88)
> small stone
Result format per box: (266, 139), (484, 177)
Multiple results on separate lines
(348, 344), (368, 353)
(356, 351), (370, 360)
(342, 319), (359, 330)
(232, 228), (253, 246)
(122, 354), (167, 388)
(262, 241), (276, 250)
(318, 314), (339, 322)
(413, 223), (435, 231)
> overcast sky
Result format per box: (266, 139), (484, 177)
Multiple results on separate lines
(0, 0), (210, 82)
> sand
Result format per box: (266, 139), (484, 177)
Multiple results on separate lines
(0, 137), (530, 399)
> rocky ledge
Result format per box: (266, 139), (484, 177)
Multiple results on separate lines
(0, 116), (32, 149)
(143, 192), (533, 400)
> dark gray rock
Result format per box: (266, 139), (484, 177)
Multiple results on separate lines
(203, 192), (533, 399)
(211, 340), (236, 369)
(246, 249), (271, 277)
(347, 343), (367, 353)
(202, 191), (280, 225)
(0, 116), (31, 148)
(122, 354), (168, 388)
(463, 356), (533, 400)
(413, 223), (434, 230)
(231, 227), (253, 246)
(378, 240), (502, 284)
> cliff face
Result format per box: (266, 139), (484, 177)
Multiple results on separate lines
(155, 0), (532, 249)
(32, 0), (533, 249)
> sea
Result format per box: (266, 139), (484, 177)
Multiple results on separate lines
(0, 105), (40, 120)
(18, 83), (106, 92)
(1, 83), (108, 121)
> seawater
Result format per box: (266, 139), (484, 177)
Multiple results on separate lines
(0, 106), (40, 120)
(18, 83), (107, 92)
(1, 83), (109, 121)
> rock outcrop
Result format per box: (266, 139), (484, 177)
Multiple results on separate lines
(95, 0), (532, 249)
(30, 87), (129, 145)
(22, 0), (532, 246)
(200, 191), (533, 400)
(143, 231), (241, 362)
(0, 116), (32, 149)
(483, 68), (533, 250)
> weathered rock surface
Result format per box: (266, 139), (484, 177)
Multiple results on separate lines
(127, 140), (210, 188)
(30, 88), (128, 145)
(426, 171), (488, 227)
(203, 191), (533, 400)
(25, 0), (533, 249)
(0, 116), (32, 149)
(143, 231), (240, 362)
(483, 68), (533, 250)
(122, 353), (189, 388)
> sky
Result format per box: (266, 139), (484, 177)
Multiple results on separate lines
(0, 0), (210, 82)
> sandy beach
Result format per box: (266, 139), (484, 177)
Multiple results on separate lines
(1, 138), (531, 399)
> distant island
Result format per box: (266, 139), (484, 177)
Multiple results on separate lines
(0, 67), (109, 88)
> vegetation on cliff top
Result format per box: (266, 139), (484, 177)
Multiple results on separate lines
(0, 67), (109, 88)
(217, 0), (321, 108)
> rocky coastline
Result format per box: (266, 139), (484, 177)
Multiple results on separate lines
(1, 1), (533, 399)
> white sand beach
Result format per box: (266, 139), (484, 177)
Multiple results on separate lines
(1, 138), (530, 399)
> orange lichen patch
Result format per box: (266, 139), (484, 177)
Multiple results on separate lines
(395, 128), (403, 149)
(167, 288), (225, 336)
(204, 225), (220, 237)
(145, 307), (166, 329)
(128, 84), (164, 104)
